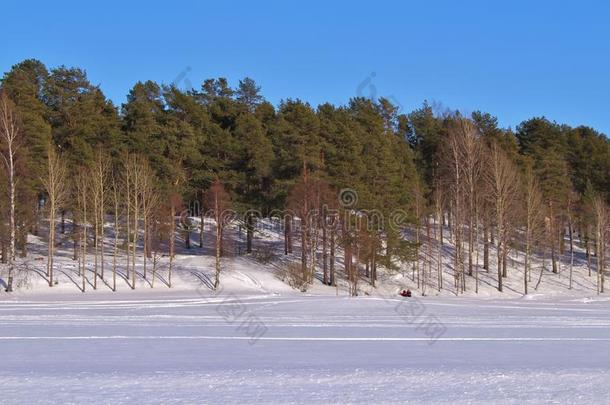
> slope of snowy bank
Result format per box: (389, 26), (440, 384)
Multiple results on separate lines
(3, 219), (603, 302)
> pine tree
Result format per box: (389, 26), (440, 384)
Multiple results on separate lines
(233, 113), (273, 252)
(517, 118), (571, 274)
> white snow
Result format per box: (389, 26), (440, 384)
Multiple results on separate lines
(1, 292), (610, 404)
(1, 219), (610, 403)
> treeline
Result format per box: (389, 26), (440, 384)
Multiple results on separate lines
(0, 58), (609, 294)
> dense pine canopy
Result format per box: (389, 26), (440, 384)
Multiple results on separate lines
(2, 59), (608, 214)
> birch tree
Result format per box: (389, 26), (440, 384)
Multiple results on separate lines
(566, 190), (579, 289)
(140, 162), (159, 281)
(593, 195), (608, 294)
(74, 170), (89, 292)
(486, 142), (521, 292)
(168, 191), (182, 288)
(433, 184), (444, 291)
(442, 118), (472, 293)
(207, 179), (230, 289)
(461, 120), (484, 280)
(41, 143), (68, 287)
(91, 151), (109, 289)
(111, 170), (121, 291)
(523, 165), (544, 295)
(412, 176), (426, 289)
(123, 154), (149, 289)
(0, 91), (21, 291)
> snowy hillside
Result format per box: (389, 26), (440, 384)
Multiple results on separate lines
(2, 217), (604, 301)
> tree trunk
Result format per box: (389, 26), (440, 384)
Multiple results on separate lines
(284, 216), (292, 255)
(6, 143), (16, 291)
(371, 246), (377, 288)
(214, 193), (222, 289)
(415, 221), (420, 287)
(246, 212), (253, 254)
(125, 175), (131, 288)
(143, 219), (148, 280)
(184, 230), (190, 249)
(468, 201), (474, 277)
(199, 207), (204, 249)
(100, 214), (105, 280)
(585, 231), (591, 276)
(483, 223), (489, 272)
(568, 221), (574, 290)
(131, 186), (138, 289)
(559, 221), (565, 255)
(169, 199), (176, 288)
(48, 202), (55, 287)
(329, 227), (335, 286)
(345, 238), (353, 294)
(61, 210), (66, 234)
(82, 198), (88, 293)
(301, 219), (308, 284)
(436, 211), (443, 291)
(524, 250), (529, 295)
(113, 199), (118, 292)
(551, 246), (557, 274)
(93, 206), (98, 290)
(497, 240), (503, 292)
(322, 222), (328, 285)
(425, 219), (432, 295)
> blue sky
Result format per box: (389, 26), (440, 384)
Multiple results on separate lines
(2, 0), (609, 134)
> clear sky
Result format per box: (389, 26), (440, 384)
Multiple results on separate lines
(2, 0), (609, 134)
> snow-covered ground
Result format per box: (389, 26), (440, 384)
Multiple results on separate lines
(2, 220), (610, 403)
(2, 291), (610, 404)
(6, 218), (603, 300)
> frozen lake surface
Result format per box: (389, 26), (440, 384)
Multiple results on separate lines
(2, 292), (610, 404)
